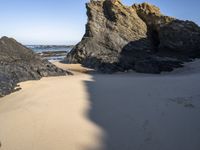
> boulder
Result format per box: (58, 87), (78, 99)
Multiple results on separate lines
(0, 36), (71, 97)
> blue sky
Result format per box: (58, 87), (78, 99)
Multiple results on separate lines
(0, 0), (199, 45)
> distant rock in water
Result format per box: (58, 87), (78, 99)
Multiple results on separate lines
(65, 0), (200, 73)
(26, 45), (74, 62)
(0, 36), (70, 97)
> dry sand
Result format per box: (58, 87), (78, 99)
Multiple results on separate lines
(0, 60), (200, 150)
(0, 72), (104, 150)
(53, 62), (94, 74)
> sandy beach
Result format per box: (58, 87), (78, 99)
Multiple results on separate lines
(0, 65), (104, 150)
(0, 61), (200, 150)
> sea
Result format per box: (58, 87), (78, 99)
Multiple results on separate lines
(26, 45), (73, 62)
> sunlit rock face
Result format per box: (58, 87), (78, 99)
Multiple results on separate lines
(66, 0), (200, 73)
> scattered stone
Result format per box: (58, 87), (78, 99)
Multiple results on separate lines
(184, 103), (195, 108)
(169, 97), (196, 109)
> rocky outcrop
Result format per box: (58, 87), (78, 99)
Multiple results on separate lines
(66, 0), (152, 67)
(0, 37), (70, 97)
(159, 20), (200, 55)
(133, 3), (200, 56)
(133, 3), (174, 30)
(66, 0), (200, 73)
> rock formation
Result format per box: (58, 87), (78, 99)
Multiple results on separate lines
(66, 0), (200, 73)
(0, 37), (70, 97)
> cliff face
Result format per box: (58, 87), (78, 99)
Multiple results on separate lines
(0, 37), (70, 97)
(66, 0), (200, 73)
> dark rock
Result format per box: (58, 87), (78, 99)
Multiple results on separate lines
(66, 0), (151, 65)
(159, 20), (200, 55)
(134, 58), (183, 74)
(65, 0), (200, 74)
(134, 60), (161, 74)
(0, 36), (71, 97)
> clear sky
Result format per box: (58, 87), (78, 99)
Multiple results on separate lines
(0, 0), (199, 45)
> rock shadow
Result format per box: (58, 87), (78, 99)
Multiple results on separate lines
(84, 73), (200, 150)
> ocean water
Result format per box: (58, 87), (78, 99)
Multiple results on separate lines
(27, 45), (73, 62)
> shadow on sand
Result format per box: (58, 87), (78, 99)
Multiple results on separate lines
(84, 72), (200, 150)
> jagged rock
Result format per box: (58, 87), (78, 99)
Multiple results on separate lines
(133, 3), (200, 55)
(66, 0), (151, 66)
(65, 0), (200, 73)
(159, 20), (200, 56)
(0, 37), (71, 97)
(133, 3), (174, 30)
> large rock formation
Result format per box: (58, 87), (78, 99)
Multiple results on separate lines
(0, 37), (70, 97)
(66, 0), (200, 73)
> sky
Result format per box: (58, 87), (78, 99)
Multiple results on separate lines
(0, 0), (199, 45)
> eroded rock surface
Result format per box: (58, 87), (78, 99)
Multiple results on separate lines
(0, 37), (70, 97)
(66, 0), (200, 73)
(66, 0), (151, 67)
